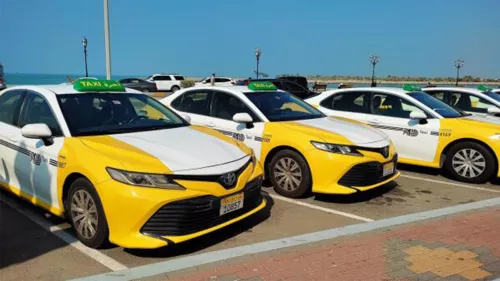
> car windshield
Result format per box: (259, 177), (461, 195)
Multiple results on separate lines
(484, 91), (500, 102)
(58, 93), (188, 136)
(244, 91), (325, 121)
(408, 92), (464, 118)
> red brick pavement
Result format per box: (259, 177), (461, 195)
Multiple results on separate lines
(161, 208), (500, 281)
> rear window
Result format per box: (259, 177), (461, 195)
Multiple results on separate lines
(174, 76), (184, 81)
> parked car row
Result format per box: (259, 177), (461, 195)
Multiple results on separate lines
(1, 78), (498, 251)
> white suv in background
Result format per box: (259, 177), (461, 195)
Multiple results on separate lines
(146, 74), (184, 92)
(195, 76), (235, 86)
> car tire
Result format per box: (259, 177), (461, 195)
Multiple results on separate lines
(171, 86), (180, 93)
(269, 149), (311, 198)
(66, 177), (110, 249)
(444, 141), (496, 183)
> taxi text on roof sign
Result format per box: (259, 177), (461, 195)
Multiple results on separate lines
(73, 79), (126, 92)
(403, 84), (422, 92)
(248, 81), (277, 91)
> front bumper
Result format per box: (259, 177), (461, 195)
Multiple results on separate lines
(96, 164), (266, 249)
(307, 146), (400, 195)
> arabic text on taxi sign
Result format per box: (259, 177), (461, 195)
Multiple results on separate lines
(73, 79), (126, 92)
(248, 81), (277, 91)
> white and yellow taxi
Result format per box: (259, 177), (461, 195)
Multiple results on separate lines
(161, 81), (400, 198)
(306, 85), (500, 183)
(0, 79), (266, 249)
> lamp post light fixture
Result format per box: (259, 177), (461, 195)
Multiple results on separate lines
(255, 48), (262, 79)
(82, 37), (88, 77)
(454, 59), (465, 86)
(369, 55), (379, 87)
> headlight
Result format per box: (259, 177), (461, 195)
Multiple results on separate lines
(310, 141), (363, 156)
(106, 167), (185, 190)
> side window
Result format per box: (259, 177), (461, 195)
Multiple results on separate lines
(427, 91), (446, 102)
(323, 92), (369, 113)
(452, 92), (494, 113)
(155, 76), (171, 81)
(19, 93), (63, 136)
(171, 90), (213, 116)
(371, 93), (429, 119)
(212, 91), (259, 121)
(284, 81), (304, 92)
(0, 90), (24, 126)
(174, 76), (184, 81)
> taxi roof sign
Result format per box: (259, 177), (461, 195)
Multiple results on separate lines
(478, 85), (492, 92)
(248, 81), (277, 91)
(403, 84), (422, 92)
(73, 79), (125, 92)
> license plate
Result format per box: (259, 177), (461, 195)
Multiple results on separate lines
(383, 162), (395, 177)
(220, 192), (244, 216)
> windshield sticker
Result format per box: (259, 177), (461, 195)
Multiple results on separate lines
(112, 100), (121, 105)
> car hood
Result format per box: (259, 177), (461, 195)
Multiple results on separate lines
(80, 126), (250, 174)
(280, 117), (389, 147)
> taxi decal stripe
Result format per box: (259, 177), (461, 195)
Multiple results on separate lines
(0, 139), (59, 165)
(370, 124), (404, 132)
(0, 139), (30, 156)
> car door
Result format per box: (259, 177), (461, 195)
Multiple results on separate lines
(169, 89), (214, 125)
(316, 91), (370, 123)
(0, 90), (27, 191)
(208, 90), (266, 160)
(14, 91), (65, 208)
(368, 92), (440, 163)
(153, 75), (172, 91)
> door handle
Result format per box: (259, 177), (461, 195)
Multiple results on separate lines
(203, 122), (216, 127)
(368, 120), (380, 125)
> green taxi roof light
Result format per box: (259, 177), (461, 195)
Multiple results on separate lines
(248, 81), (277, 91)
(403, 84), (422, 92)
(477, 85), (492, 92)
(73, 79), (126, 92)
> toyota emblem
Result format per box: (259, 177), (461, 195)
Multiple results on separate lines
(220, 172), (236, 187)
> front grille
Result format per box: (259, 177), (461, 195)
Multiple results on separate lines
(355, 145), (390, 158)
(338, 155), (398, 187)
(141, 178), (263, 237)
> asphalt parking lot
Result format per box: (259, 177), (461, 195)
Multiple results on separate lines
(1, 166), (499, 281)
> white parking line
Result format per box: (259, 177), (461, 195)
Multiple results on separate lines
(268, 193), (374, 222)
(0, 195), (127, 272)
(400, 174), (500, 193)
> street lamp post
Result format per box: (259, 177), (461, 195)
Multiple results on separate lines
(369, 55), (379, 87)
(454, 59), (465, 86)
(82, 37), (88, 77)
(255, 48), (261, 79)
(103, 0), (112, 79)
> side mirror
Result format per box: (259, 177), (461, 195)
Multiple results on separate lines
(232, 113), (253, 123)
(487, 106), (500, 115)
(409, 110), (427, 120)
(21, 124), (54, 145)
(182, 114), (191, 123)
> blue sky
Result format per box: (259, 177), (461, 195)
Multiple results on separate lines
(1, 0), (499, 78)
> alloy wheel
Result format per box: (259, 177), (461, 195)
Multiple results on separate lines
(451, 148), (486, 178)
(274, 157), (303, 191)
(70, 189), (99, 240)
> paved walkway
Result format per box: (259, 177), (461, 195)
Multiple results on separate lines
(156, 207), (500, 281)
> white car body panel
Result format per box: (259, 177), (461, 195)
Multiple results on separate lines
(306, 87), (443, 163)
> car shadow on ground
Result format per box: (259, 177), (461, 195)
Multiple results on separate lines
(0, 190), (68, 270)
(123, 193), (274, 258)
(397, 163), (500, 186)
(314, 181), (398, 204)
